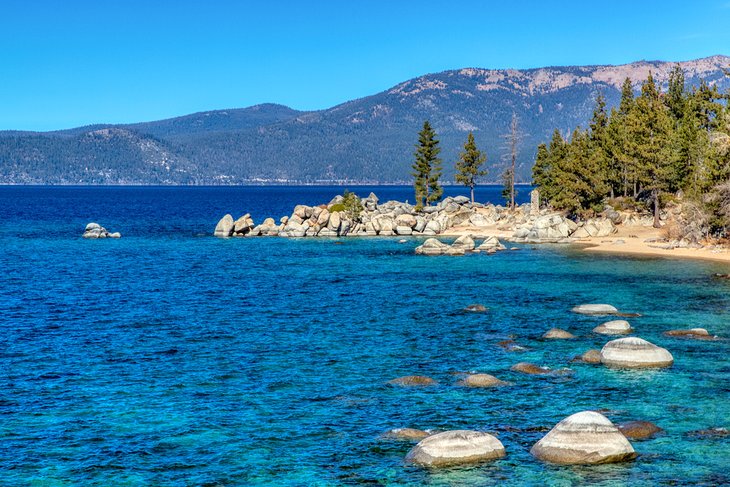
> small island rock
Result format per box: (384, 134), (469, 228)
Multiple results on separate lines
(214, 214), (235, 237)
(530, 411), (637, 465)
(405, 430), (506, 467)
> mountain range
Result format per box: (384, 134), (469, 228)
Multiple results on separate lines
(1, 55), (729, 185)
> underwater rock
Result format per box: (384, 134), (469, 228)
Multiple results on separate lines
(600, 337), (674, 368)
(573, 349), (602, 364)
(530, 411), (637, 465)
(405, 430), (506, 467)
(617, 421), (663, 440)
(511, 362), (552, 375)
(664, 328), (717, 340)
(458, 373), (509, 388)
(463, 304), (488, 313)
(543, 328), (576, 339)
(387, 375), (437, 387)
(571, 304), (619, 315)
(593, 320), (633, 335)
(381, 428), (430, 441)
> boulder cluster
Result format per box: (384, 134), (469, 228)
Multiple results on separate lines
(82, 222), (121, 239)
(215, 193), (492, 238)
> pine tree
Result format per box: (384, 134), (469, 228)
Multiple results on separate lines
(631, 73), (677, 227)
(455, 132), (487, 203)
(666, 64), (686, 121)
(412, 121), (442, 209)
(588, 93), (611, 196)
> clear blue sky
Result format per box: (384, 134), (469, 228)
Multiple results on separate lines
(1, 0), (728, 131)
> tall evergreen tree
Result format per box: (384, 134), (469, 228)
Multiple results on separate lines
(455, 132), (487, 203)
(631, 73), (677, 227)
(666, 64), (686, 121)
(588, 93), (611, 195)
(411, 120), (442, 209)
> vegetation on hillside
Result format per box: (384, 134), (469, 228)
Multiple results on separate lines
(532, 66), (730, 236)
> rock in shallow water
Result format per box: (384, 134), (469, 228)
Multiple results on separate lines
(511, 362), (552, 375)
(405, 430), (505, 467)
(530, 411), (637, 465)
(381, 428), (431, 441)
(214, 214), (235, 237)
(463, 304), (488, 313)
(574, 349), (602, 364)
(593, 320), (633, 335)
(543, 328), (576, 339)
(387, 375), (437, 387)
(458, 373), (509, 388)
(600, 337), (674, 368)
(571, 304), (618, 315)
(618, 421), (663, 440)
(664, 328), (717, 340)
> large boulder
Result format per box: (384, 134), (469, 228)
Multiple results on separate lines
(415, 238), (449, 256)
(396, 214), (417, 229)
(571, 304), (619, 315)
(451, 235), (476, 251)
(213, 214), (235, 237)
(405, 430), (506, 467)
(530, 411), (636, 465)
(593, 320), (633, 335)
(600, 337), (674, 368)
(233, 214), (255, 235)
(476, 236), (504, 252)
(571, 218), (617, 238)
(83, 222), (120, 239)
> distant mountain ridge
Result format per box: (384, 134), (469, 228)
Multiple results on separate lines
(1, 55), (728, 184)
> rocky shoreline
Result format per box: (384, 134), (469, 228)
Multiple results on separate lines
(213, 190), (722, 252)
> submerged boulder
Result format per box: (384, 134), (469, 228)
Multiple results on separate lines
(574, 349), (602, 364)
(664, 328), (717, 340)
(543, 328), (576, 339)
(593, 320), (633, 335)
(600, 337), (674, 368)
(405, 430), (506, 467)
(571, 304), (619, 315)
(388, 375), (437, 387)
(381, 428), (430, 441)
(458, 374), (509, 388)
(617, 421), (663, 440)
(463, 304), (488, 313)
(530, 411), (636, 465)
(511, 362), (552, 375)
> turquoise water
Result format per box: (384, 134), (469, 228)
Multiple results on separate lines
(0, 187), (728, 486)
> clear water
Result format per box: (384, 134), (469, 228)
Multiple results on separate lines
(0, 186), (728, 486)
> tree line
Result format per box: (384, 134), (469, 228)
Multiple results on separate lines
(532, 66), (730, 232)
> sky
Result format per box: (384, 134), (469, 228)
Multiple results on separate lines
(1, 0), (729, 131)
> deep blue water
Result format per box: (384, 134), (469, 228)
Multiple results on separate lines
(0, 186), (728, 486)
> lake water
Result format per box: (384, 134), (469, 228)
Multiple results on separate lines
(0, 186), (728, 486)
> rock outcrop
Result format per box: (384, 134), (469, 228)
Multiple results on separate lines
(593, 320), (633, 335)
(600, 337), (674, 368)
(213, 214), (235, 237)
(83, 222), (121, 239)
(530, 411), (637, 465)
(405, 430), (506, 467)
